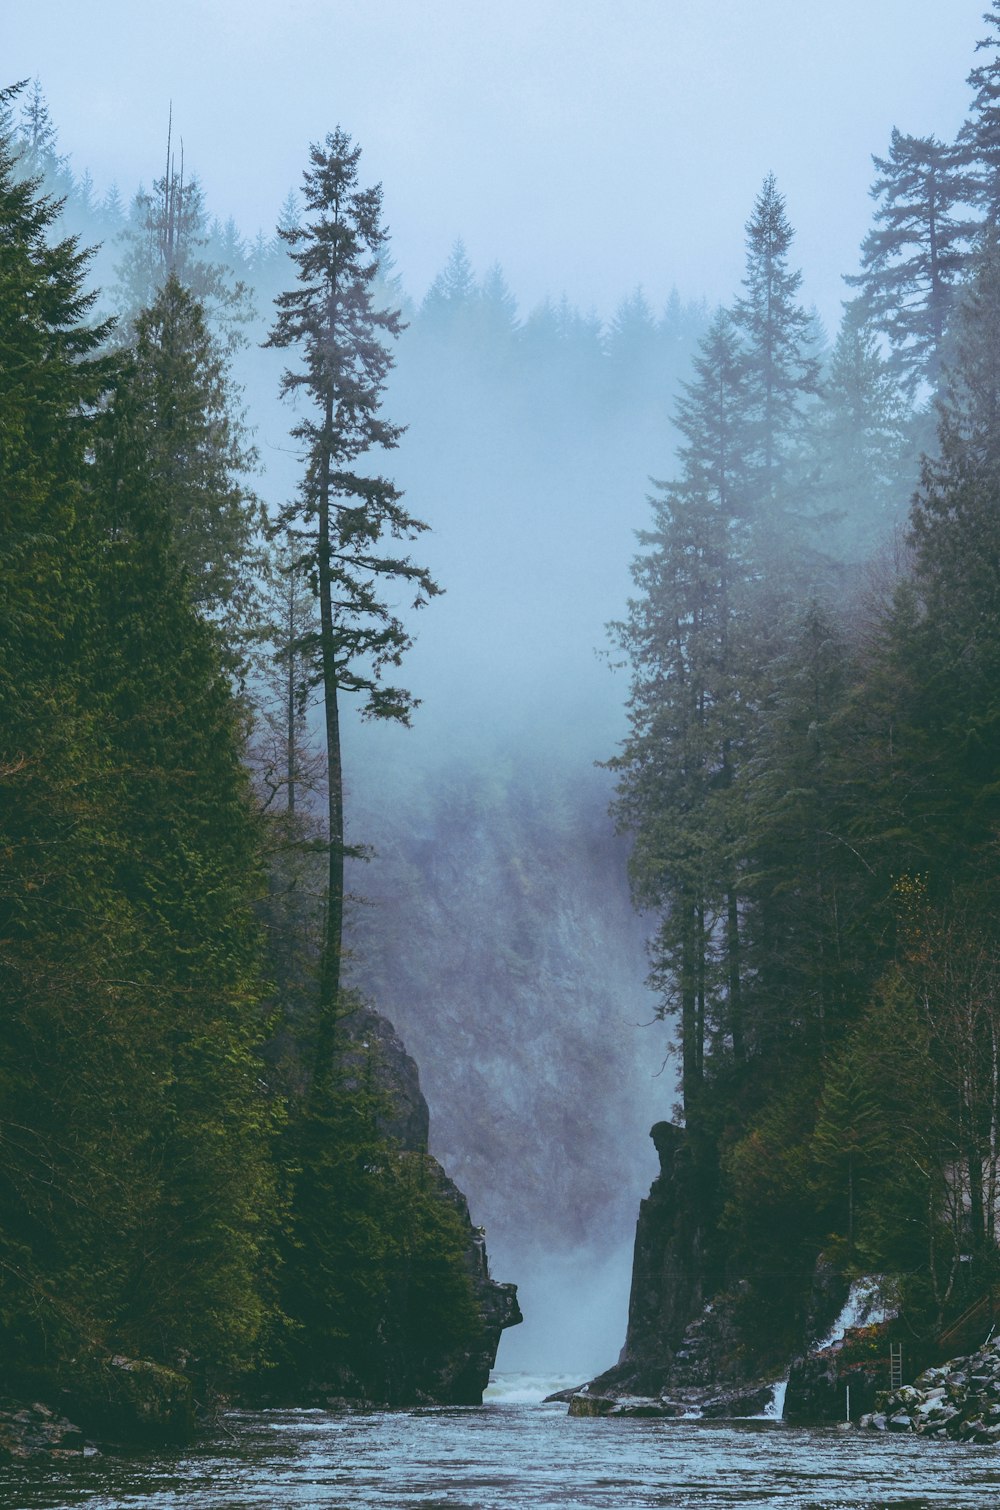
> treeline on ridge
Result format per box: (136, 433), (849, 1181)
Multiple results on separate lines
(610, 3), (1000, 1362)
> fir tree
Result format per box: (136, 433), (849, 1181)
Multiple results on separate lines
(115, 111), (253, 339)
(0, 89), (279, 1383)
(733, 172), (821, 525)
(899, 230), (1000, 893)
(847, 130), (976, 395)
(610, 310), (753, 1103)
(129, 272), (262, 641)
(957, 0), (1000, 226)
(266, 128), (440, 1084)
(808, 301), (912, 560)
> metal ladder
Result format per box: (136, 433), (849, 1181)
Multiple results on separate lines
(890, 1342), (903, 1390)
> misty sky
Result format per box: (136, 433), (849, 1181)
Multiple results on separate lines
(6, 1), (988, 335)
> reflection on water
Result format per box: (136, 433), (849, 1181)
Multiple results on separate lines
(6, 1376), (1000, 1510)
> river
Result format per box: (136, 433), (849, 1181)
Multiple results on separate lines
(5, 1376), (1000, 1510)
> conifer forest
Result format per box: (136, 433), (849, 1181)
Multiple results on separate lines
(6, 1), (1000, 1484)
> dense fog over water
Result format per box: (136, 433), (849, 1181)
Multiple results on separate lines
(5, 0), (992, 1376)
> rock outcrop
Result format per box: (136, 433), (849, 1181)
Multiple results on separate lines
(587, 1122), (709, 1397)
(575, 1122), (907, 1424)
(286, 1001), (520, 1408)
(784, 1335), (889, 1424)
(0, 1402), (93, 1463)
(339, 1002), (431, 1152)
(419, 1157), (523, 1404)
(583, 1121), (776, 1408)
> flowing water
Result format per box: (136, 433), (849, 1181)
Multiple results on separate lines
(5, 1377), (1000, 1510)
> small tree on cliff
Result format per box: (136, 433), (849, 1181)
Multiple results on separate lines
(266, 129), (439, 1084)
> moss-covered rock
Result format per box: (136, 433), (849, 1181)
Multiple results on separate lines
(68, 1355), (194, 1443)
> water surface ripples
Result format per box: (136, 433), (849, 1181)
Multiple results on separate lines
(6, 1384), (1000, 1510)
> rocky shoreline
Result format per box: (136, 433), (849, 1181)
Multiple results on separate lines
(860, 1339), (1000, 1442)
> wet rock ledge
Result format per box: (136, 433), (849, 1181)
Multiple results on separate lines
(560, 1380), (775, 1419)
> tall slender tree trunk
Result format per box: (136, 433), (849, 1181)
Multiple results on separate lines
(727, 882), (745, 1061)
(313, 387), (344, 1089)
(286, 583), (297, 816)
(680, 896), (702, 1113)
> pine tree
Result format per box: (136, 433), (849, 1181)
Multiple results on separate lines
(733, 173), (821, 527)
(15, 78), (67, 185)
(420, 237), (477, 328)
(741, 601), (867, 1064)
(898, 230), (1000, 894)
(0, 89), (279, 1383)
(957, 0), (1000, 226)
(808, 301), (912, 561)
(847, 130), (976, 395)
(115, 111), (252, 339)
(610, 310), (753, 1103)
(266, 128), (440, 1084)
(606, 287), (661, 411)
(91, 389), (280, 1369)
(0, 82), (118, 1371)
(129, 272), (262, 641)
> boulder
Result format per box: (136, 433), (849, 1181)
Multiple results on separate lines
(0, 1402), (91, 1462)
(69, 1356), (195, 1443)
(568, 1393), (619, 1417)
(862, 1336), (1000, 1443)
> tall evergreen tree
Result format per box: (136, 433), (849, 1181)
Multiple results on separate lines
(957, 0), (1000, 226)
(266, 128), (439, 1083)
(420, 237), (476, 327)
(741, 601), (866, 1063)
(115, 113), (252, 339)
(610, 309), (753, 1104)
(847, 130), (976, 395)
(808, 300), (913, 561)
(0, 90), (279, 1383)
(129, 272), (262, 641)
(733, 172), (821, 527)
(900, 229), (1000, 892)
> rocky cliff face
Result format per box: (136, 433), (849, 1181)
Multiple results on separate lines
(338, 1001), (521, 1404)
(581, 1122), (913, 1426)
(583, 1120), (812, 1409)
(587, 1122), (711, 1396)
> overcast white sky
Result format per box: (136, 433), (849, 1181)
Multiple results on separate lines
(5, 1), (989, 333)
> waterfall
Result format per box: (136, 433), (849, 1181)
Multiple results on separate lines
(813, 1276), (893, 1351)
